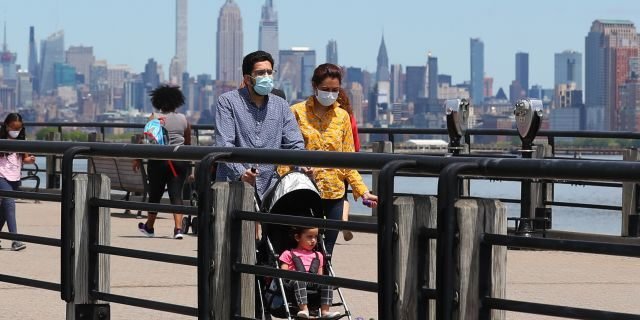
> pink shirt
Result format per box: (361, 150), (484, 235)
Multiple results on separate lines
(0, 153), (22, 181)
(279, 248), (324, 273)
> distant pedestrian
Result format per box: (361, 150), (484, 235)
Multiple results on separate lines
(285, 63), (378, 255)
(134, 85), (191, 239)
(0, 113), (36, 251)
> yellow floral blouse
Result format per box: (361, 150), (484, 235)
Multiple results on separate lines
(283, 97), (369, 200)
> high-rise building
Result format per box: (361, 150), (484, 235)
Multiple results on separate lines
(66, 46), (95, 85)
(28, 26), (39, 94)
(16, 70), (32, 108)
(470, 38), (484, 105)
(259, 0), (279, 70)
(555, 50), (582, 89)
(53, 63), (76, 88)
(346, 67), (364, 87)
(405, 66), (426, 103)
(175, 0), (188, 85)
(390, 64), (403, 103)
(1, 23), (17, 86)
(39, 30), (65, 95)
(216, 0), (243, 84)
(376, 35), (390, 82)
(427, 55), (438, 102)
(326, 40), (338, 65)
(279, 48), (316, 100)
(585, 19), (640, 130)
(347, 82), (364, 125)
(483, 76), (493, 98)
(515, 52), (529, 94)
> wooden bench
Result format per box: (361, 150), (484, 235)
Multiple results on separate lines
(89, 157), (149, 216)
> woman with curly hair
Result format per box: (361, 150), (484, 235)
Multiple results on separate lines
(134, 85), (191, 239)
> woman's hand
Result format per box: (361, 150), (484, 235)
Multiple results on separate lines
(23, 154), (36, 164)
(362, 192), (378, 208)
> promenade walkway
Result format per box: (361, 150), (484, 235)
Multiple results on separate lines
(0, 200), (638, 319)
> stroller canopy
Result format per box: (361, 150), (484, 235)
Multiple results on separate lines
(262, 171), (322, 216)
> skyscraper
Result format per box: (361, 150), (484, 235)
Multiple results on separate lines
(376, 35), (390, 82)
(427, 54), (438, 102)
(585, 19), (640, 130)
(173, 0), (188, 86)
(66, 46), (95, 85)
(390, 64), (403, 103)
(39, 30), (65, 94)
(515, 52), (529, 94)
(28, 26), (39, 94)
(216, 0), (243, 84)
(258, 0), (278, 70)
(0, 23), (17, 86)
(279, 48), (316, 100)
(176, 0), (188, 70)
(555, 50), (582, 89)
(326, 40), (338, 65)
(405, 66), (426, 103)
(470, 38), (484, 105)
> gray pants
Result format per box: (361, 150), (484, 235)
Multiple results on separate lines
(287, 280), (333, 306)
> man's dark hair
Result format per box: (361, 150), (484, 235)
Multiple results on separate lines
(149, 84), (185, 112)
(242, 50), (274, 76)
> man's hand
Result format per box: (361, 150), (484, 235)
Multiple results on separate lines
(132, 160), (141, 172)
(241, 167), (258, 186)
(301, 166), (314, 177)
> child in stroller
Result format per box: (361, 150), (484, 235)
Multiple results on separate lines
(279, 227), (340, 319)
(257, 171), (351, 320)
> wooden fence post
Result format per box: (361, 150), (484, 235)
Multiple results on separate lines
(393, 195), (437, 320)
(622, 148), (640, 237)
(211, 181), (255, 319)
(66, 174), (111, 319)
(456, 198), (507, 320)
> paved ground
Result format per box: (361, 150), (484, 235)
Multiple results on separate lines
(0, 201), (638, 319)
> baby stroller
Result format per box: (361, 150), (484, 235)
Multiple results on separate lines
(256, 171), (353, 320)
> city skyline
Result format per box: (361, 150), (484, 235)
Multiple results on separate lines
(2, 1), (640, 92)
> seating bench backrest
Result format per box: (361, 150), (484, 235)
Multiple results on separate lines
(90, 157), (122, 191)
(115, 158), (147, 194)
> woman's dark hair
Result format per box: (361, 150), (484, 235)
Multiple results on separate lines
(242, 50), (274, 75)
(0, 113), (25, 140)
(311, 63), (342, 87)
(149, 85), (185, 112)
(337, 88), (353, 115)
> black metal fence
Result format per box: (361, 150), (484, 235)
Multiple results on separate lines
(0, 140), (639, 319)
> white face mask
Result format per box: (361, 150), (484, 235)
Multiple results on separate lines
(315, 90), (339, 107)
(8, 131), (20, 139)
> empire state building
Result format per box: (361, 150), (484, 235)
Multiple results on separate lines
(216, 0), (243, 84)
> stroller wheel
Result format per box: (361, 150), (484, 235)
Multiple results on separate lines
(191, 217), (198, 235)
(181, 216), (191, 234)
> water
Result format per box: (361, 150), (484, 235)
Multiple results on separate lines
(348, 155), (624, 236)
(24, 156), (624, 236)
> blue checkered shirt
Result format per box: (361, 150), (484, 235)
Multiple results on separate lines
(214, 88), (305, 200)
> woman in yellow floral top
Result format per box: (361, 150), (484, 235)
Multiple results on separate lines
(288, 63), (378, 255)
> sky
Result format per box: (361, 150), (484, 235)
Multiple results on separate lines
(2, 0), (640, 93)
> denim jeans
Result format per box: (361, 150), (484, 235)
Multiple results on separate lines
(321, 199), (344, 256)
(0, 177), (20, 233)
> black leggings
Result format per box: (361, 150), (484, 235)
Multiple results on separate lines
(147, 160), (189, 212)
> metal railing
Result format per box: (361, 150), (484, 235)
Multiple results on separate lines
(0, 139), (639, 319)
